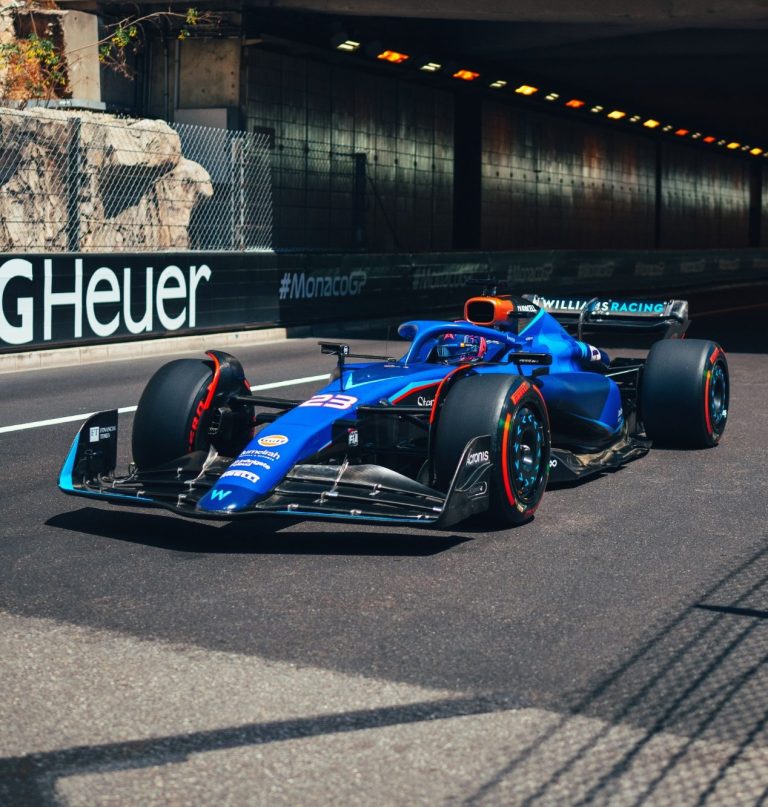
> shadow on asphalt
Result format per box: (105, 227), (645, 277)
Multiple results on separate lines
(45, 507), (470, 557)
(464, 542), (768, 804)
(4, 542), (768, 803)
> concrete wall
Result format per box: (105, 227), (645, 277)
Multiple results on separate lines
(481, 101), (657, 250)
(660, 142), (751, 248)
(245, 48), (454, 252)
(238, 47), (756, 253)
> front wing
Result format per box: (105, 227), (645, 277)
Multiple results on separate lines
(58, 410), (492, 528)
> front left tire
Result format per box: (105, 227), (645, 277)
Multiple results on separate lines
(131, 358), (216, 470)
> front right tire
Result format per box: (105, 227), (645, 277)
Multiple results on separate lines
(432, 373), (551, 526)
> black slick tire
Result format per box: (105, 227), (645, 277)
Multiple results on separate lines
(432, 373), (550, 526)
(132, 358), (215, 470)
(641, 339), (729, 448)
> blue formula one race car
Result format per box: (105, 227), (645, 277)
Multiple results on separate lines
(59, 291), (729, 528)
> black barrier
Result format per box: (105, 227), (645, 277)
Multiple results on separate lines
(2, 249), (768, 351)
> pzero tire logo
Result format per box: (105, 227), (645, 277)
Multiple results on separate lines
(257, 434), (288, 447)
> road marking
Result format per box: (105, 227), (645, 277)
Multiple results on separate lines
(0, 374), (329, 435)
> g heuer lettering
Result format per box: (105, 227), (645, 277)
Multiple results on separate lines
(466, 450), (490, 467)
(0, 257), (211, 346)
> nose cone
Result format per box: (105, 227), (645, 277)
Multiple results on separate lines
(198, 484), (259, 513)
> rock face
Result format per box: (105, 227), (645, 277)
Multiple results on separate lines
(0, 108), (213, 251)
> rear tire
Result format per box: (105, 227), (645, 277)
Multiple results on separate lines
(432, 373), (550, 526)
(641, 339), (728, 447)
(132, 358), (215, 469)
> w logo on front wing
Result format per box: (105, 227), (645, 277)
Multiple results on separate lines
(209, 490), (231, 502)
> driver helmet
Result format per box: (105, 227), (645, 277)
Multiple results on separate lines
(435, 333), (487, 363)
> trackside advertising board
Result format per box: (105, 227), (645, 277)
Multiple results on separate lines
(2, 250), (767, 351)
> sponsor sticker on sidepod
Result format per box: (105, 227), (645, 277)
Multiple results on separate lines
(257, 434), (288, 448)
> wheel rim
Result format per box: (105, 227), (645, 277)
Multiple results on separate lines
(709, 361), (728, 437)
(510, 405), (546, 505)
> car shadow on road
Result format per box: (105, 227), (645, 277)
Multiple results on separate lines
(45, 507), (471, 557)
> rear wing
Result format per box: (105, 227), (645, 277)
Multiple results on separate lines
(524, 295), (689, 339)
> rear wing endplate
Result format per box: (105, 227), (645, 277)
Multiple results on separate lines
(524, 295), (689, 339)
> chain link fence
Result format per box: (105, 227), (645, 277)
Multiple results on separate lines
(0, 108), (273, 253)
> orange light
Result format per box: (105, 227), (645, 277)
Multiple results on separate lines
(565, 99), (585, 108)
(675, 129), (690, 136)
(453, 69), (480, 81)
(607, 110), (626, 120)
(703, 136), (716, 143)
(726, 142), (740, 149)
(514, 84), (538, 96)
(643, 119), (661, 129)
(377, 50), (409, 64)
(750, 147), (764, 156)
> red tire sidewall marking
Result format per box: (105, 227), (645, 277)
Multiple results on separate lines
(187, 353), (221, 451)
(704, 346), (723, 439)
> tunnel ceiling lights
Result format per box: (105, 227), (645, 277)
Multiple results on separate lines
(332, 36), (360, 52)
(377, 50), (409, 64)
(327, 37), (767, 158)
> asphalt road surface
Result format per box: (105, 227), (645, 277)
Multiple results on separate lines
(1, 309), (767, 805)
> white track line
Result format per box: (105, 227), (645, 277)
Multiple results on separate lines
(0, 374), (329, 435)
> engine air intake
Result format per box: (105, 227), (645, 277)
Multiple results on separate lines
(465, 296), (516, 326)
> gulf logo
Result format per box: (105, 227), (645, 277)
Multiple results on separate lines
(257, 434), (289, 448)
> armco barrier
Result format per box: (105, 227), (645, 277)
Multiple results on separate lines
(2, 250), (768, 352)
